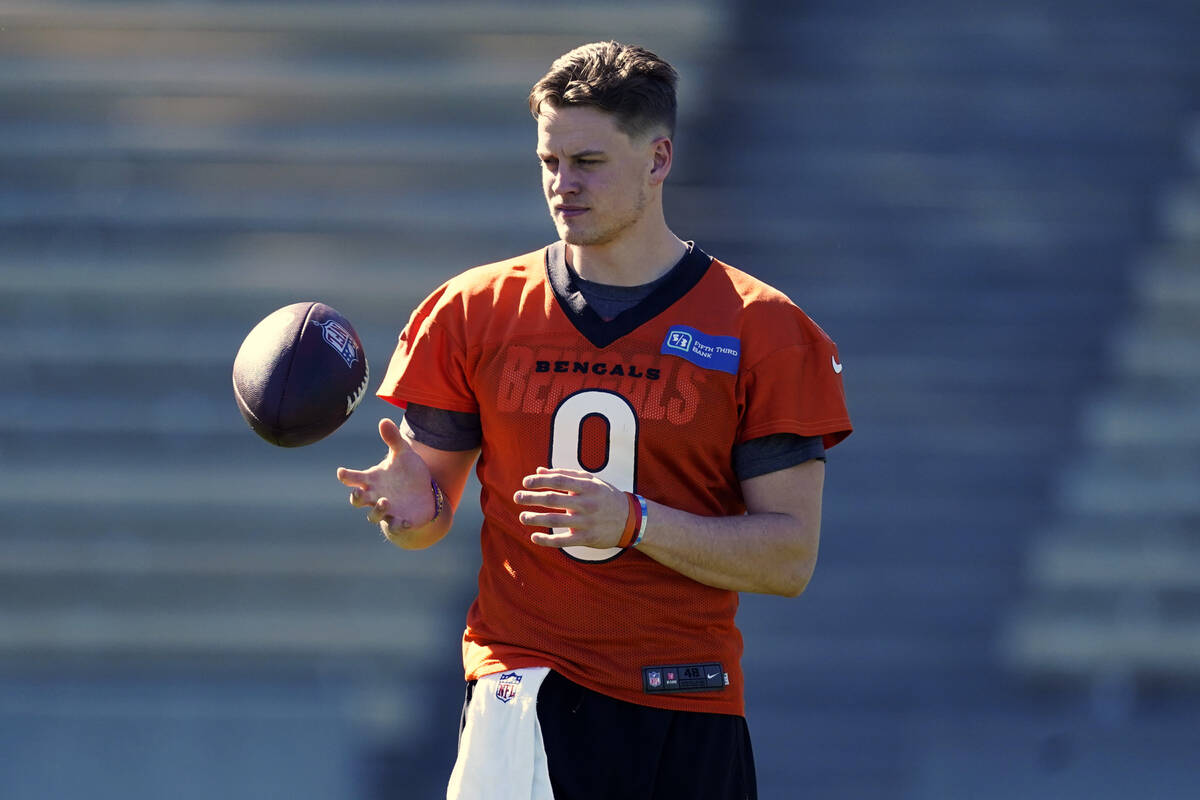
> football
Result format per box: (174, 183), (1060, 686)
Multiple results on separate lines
(232, 301), (370, 447)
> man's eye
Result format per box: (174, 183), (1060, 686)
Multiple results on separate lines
(577, 159), (600, 166)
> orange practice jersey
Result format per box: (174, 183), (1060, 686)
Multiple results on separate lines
(378, 243), (852, 716)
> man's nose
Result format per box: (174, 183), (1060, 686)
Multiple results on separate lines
(550, 165), (578, 195)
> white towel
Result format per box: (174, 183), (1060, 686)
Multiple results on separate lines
(447, 667), (554, 800)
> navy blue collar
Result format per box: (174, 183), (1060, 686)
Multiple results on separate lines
(545, 241), (713, 349)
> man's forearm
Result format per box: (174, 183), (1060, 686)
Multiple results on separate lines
(636, 503), (819, 597)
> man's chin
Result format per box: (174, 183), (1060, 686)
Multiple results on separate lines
(558, 225), (607, 248)
(559, 229), (589, 246)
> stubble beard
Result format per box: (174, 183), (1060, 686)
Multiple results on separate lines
(557, 186), (649, 248)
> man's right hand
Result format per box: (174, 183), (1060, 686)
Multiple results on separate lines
(337, 418), (437, 543)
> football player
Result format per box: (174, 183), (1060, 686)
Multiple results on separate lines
(337, 41), (852, 800)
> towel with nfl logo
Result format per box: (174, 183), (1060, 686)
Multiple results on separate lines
(447, 667), (553, 800)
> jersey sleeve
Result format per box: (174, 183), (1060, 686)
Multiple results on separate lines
(737, 307), (852, 450)
(376, 283), (480, 414)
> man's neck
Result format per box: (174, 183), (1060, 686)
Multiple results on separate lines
(566, 229), (687, 288)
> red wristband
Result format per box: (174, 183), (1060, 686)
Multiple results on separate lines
(617, 491), (641, 548)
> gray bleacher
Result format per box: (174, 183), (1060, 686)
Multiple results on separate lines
(1003, 118), (1200, 677)
(687, 0), (1200, 797)
(3, 1), (1200, 799)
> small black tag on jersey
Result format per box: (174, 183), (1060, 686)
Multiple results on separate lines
(642, 663), (727, 694)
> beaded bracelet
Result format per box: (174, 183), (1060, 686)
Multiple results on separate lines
(430, 478), (446, 523)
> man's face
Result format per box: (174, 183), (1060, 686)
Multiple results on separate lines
(536, 105), (660, 248)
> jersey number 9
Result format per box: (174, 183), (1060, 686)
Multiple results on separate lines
(549, 390), (638, 563)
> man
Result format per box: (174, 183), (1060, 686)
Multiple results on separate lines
(337, 41), (851, 800)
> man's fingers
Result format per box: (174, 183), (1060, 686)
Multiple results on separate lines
(338, 468), (372, 507)
(366, 497), (390, 524)
(535, 466), (591, 478)
(519, 510), (575, 528)
(337, 467), (369, 488)
(521, 471), (592, 492)
(528, 530), (579, 548)
(513, 489), (582, 511)
(380, 517), (415, 538)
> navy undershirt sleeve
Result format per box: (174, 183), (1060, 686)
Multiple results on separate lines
(731, 432), (825, 481)
(401, 403), (483, 451)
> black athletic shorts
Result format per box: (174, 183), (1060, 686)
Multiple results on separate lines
(460, 669), (757, 800)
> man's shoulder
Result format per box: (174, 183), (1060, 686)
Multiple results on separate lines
(410, 247), (548, 329)
(705, 257), (794, 307)
(442, 247), (548, 296)
(697, 256), (836, 352)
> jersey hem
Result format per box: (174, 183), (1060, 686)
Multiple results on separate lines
(739, 418), (853, 445)
(377, 388), (480, 415)
(467, 656), (746, 717)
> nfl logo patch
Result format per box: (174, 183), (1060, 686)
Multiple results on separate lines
(495, 671), (523, 704)
(312, 319), (360, 368)
(648, 670), (662, 688)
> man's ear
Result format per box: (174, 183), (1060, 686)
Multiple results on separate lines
(648, 136), (673, 185)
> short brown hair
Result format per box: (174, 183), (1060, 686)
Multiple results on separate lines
(529, 41), (678, 139)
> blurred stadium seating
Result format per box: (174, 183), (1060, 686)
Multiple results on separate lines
(694, 2), (1200, 797)
(0, 3), (724, 798)
(1, 1), (1199, 798)
(1002, 116), (1200, 677)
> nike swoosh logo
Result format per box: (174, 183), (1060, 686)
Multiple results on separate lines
(707, 672), (720, 680)
(832, 356), (843, 374)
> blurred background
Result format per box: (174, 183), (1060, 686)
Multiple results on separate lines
(1, 0), (1199, 797)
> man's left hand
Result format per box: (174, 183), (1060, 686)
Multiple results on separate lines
(513, 467), (629, 549)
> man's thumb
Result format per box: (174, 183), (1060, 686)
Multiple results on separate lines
(379, 418), (409, 452)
